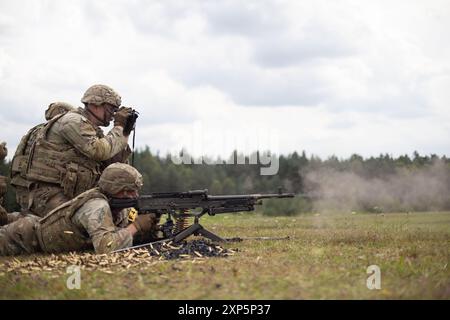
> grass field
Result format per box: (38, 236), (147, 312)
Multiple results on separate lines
(0, 212), (449, 299)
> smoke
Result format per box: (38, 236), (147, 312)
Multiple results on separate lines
(304, 159), (450, 213)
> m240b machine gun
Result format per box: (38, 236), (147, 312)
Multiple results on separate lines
(109, 189), (295, 245)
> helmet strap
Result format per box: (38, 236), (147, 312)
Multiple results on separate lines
(86, 105), (109, 126)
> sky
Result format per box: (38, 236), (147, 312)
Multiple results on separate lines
(0, 0), (449, 160)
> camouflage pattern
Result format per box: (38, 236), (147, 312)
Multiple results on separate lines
(81, 84), (121, 108)
(0, 142), (7, 219)
(10, 104), (74, 216)
(47, 109), (128, 161)
(0, 176), (6, 199)
(11, 107), (129, 217)
(0, 173), (8, 227)
(70, 197), (132, 253)
(12, 103), (73, 179)
(0, 142), (7, 161)
(45, 102), (75, 120)
(0, 188), (133, 255)
(102, 144), (132, 167)
(2, 211), (27, 225)
(98, 163), (143, 195)
(0, 214), (40, 255)
(18, 183), (70, 219)
(0, 205), (7, 226)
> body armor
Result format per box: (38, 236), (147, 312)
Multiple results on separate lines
(35, 188), (107, 253)
(11, 111), (102, 199)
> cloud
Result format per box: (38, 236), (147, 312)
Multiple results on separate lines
(201, 1), (285, 38)
(0, 0), (449, 160)
(177, 63), (329, 106)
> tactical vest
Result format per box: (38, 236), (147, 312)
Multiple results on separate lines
(12, 110), (103, 198)
(35, 188), (107, 253)
(10, 123), (46, 190)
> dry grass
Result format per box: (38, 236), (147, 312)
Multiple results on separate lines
(0, 212), (449, 299)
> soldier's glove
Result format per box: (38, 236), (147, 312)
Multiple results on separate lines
(123, 110), (139, 136)
(113, 107), (133, 130)
(0, 176), (7, 197)
(132, 213), (158, 235)
(0, 142), (7, 161)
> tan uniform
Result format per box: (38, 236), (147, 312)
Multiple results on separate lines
(11, 108), (129, 217)
(0, 142), (7, 199)
(0, 188), (133, 255)
(0, 142), (8, 224)
(0, 176), (6, 200)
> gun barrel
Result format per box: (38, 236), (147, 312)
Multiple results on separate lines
(207, 193), (295, 201)
(258, 193), (295, 199)
(139, 189), (208, 200)
(109, 190), (296, 212)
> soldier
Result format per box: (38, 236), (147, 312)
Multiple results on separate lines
(0, 142), (7, 198)
(0, 163), (158, 255)
(10, 102), (76, 216)
(10, 84), (134, 218)
(0, 142), (8, 226)
(0, 104), (77, 226)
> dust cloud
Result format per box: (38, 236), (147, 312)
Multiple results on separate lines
(304, 160), (450, 213)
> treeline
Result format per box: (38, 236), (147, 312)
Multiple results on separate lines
(133, 149), (450, 214)
(133, 148), (449, 193)
(1, 149), (449, 214)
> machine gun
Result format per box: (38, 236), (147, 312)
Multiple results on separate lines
(109, 188), (295, 246)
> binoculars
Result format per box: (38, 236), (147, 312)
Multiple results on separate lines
(124, 109), (139, 135)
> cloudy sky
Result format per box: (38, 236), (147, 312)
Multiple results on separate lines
(0, 0), (449, 160)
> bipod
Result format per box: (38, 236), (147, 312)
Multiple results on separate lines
(173, 222), (225, 243)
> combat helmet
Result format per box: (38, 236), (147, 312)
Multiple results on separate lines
(81, 84), (122, 108)
(98, 163), (143, 196)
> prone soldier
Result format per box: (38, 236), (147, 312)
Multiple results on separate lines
(0, 163), (158, 255)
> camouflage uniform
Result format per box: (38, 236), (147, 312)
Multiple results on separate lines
(0, 142), (7, 198)
(10, 103), (75, 217)
(0, 163), (144, 255)
(0, 142), (8, 226)
(10, 85), (131, 218)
